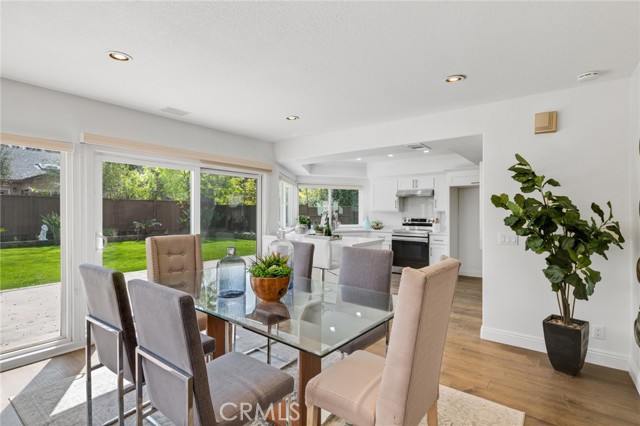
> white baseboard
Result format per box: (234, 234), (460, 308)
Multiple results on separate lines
(459, 268), (482, 278)
(480, 325), (629, 371)
(629, 355), (640, 395)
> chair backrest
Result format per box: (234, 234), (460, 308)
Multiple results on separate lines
(338, 247), (393, 293)
(79, 264), (137, 383)
(375, 257), (460, 426)
(146, 234), (203, 282)
(290, 240), (314, 279)
(128, 279), (215, 426)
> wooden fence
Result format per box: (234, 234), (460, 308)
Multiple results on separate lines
(0, 195), (257, 241)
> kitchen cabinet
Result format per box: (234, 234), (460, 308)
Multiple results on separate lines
(429, 235), (448, 265)
(448, 169), (480, 187)
(397, 177), (434, 190)
(371, 179), (399, 211)
(434, 175), (449, 212)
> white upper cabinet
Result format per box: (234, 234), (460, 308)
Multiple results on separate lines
(397, 176), (434, 190)
(448, 169), (480, 187)
(371, 179), (399, 211)
(434, 174), (449, 212)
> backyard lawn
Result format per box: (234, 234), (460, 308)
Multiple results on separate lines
(0, 238), (256, 290)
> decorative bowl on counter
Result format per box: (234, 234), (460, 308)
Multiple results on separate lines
(371, 220), (384, 230)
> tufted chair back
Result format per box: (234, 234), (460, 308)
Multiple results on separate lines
(145, 234), (204, 282)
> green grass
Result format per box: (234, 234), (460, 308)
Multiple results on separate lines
(0, 238), (256, 291)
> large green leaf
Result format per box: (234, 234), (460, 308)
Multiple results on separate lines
(514, 153), (530, 167)
(543, 265), (566, 284)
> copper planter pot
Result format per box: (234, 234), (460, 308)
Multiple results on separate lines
(250, 276), (290, 302)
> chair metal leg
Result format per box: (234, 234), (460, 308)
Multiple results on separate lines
(116, 332), (124, 425)
(136, 350), (144, 426)
(86, 316), (128, 426)
(86, 320), (92, 426)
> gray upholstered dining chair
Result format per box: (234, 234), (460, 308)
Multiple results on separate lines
(79, 264), (216, 426)
(305, 257), (461, 426)
(336, 246), (393, 354)
(146, 234), (208, 332)
(79, 264), (138, 426)
(128, 278), (295, 426)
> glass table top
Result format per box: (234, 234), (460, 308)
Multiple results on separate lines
(156, 269), (395, 357)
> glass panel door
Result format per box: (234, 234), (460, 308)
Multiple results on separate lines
(0, 144), (66, 354)
(99, 157), (192, 279)
(200, 171), (258, 264)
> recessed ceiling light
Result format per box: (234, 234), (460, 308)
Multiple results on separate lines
(107, 51), (132, 62)
(445, 74), (466, 83)
(423, 149), (430, 153)
(356, 158), (362, 161)
(423, 145), (431, 153)
(388, 154), (394, 158)
(286, 115), (299, 121)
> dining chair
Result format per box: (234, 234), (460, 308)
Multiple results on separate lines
(145, 234), (208, 332)
(79, 264), (138, 426)
(305, 257), (461, 426)
(336, 246), (393, 354)
(80, 264), (216, 426)
(128, 278), (295, 426)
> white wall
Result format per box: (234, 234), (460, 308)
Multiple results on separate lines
(629, 63), (640, 392)
(457, 187), (482, 277)
(1, 79), (274, 163)
(276, 77), (635, 372)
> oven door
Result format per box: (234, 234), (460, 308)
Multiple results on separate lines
(392, 236), (429, 272)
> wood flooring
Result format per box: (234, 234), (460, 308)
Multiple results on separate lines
(1, 275), (639, 425)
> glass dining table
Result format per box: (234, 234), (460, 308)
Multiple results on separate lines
(156, 268), (395, 426)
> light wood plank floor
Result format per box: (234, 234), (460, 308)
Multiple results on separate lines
(1, 276), (639, 425)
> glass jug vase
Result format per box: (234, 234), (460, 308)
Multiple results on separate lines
(217, 247), (246, 298)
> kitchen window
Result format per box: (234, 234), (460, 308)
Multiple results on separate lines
(298, 186), (361, 226)
(279, 178), (297, 228)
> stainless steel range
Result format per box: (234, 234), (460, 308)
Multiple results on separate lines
(391, 217), (433, 273)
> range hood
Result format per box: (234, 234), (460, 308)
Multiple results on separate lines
(396, 189), (434, 197)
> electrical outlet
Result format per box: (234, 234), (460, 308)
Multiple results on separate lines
(593, 324), (605, 340)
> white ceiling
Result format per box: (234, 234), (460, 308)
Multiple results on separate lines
(1, 1), (638, 147)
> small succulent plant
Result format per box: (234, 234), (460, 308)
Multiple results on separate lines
(248, 253), (293, 278)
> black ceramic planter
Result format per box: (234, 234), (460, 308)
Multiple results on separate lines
(542, 314), (589, 376)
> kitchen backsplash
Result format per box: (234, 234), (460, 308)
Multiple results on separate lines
(403, 197), (435, 218)
(368, 196), (447, 232)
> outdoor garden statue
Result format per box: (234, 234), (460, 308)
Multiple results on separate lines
(38, 224), (48, 241)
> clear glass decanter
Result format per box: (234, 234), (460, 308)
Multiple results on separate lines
(216, 247), (246, 297)
(267, 229), (295, 288)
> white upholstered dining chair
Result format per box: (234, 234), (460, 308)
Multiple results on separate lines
(305, 257), (461, 426)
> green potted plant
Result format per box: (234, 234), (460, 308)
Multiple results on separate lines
(295, 215), (311, 234)
(248, 253), (293, 302)
(491, 154), (624, 375)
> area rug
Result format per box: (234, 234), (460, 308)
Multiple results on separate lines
(10, 330), (525, 425)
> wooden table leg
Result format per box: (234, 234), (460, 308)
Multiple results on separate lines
(297, 351), (321, 426)
(206, 315), (227, 359)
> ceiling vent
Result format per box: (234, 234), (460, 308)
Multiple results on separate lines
(407, 143), (431, 151)
(161, 107), (190, 116)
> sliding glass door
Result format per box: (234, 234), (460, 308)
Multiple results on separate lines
(200, 170), (259, 264)
(96, 153), (193, 279)
(0, 144), (67, 354)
